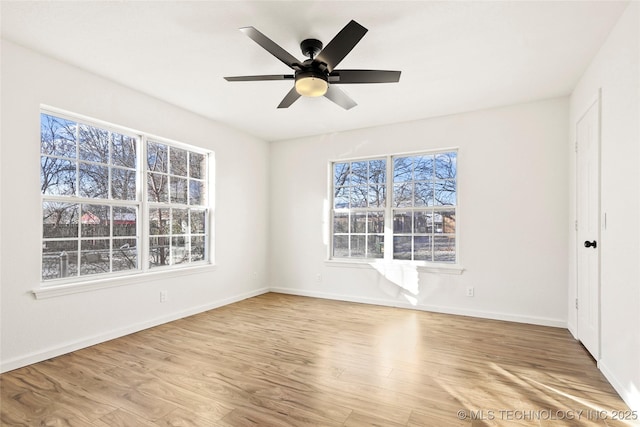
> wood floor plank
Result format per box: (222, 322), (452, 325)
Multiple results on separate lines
(342, 411), (407, 427)
(1, 293), (636, 426)
(156, 407), (229, 427)
(93, 408), (158, 427)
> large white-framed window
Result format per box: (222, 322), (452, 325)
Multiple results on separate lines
(330, 149), (457, 264)
(40, 109), (212, 284)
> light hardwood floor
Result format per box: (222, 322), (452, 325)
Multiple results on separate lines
(1, 293), (636, 426)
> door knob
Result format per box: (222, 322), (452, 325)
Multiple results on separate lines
(584, 240), (597, 248)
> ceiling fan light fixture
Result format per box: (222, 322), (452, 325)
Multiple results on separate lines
(295, 71), (328, 97)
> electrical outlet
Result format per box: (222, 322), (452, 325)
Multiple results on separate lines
(316, 273), (322, 283)
(160, 290), (168, 303)
(466, 287), (474, 297)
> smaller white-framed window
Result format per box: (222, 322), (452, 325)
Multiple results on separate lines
(330, 149), (458, 264)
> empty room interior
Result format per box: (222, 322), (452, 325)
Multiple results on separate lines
(1, 1), (639, 426)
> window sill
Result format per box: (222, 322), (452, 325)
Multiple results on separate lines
(32, 264), (217, 299)
(325, 259), (464, 275)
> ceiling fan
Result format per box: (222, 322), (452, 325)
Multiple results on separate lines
(224, 20), (401, 110)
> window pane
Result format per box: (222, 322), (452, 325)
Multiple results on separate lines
(433, 212), (443, 233)
(440, 210), (456, 234)
(434, 181), (456, 206)
(368, 211), (385, 234)
(434, 236), (456, 262)
(333, 235), (349, 257)
(393, 211), (412, 234)
(368, 185), (386, 207)
(43, 202), (79, 238)
(367, 235), (384, 258)
(42, 240), (78, 280)
(191, 236), (205, 262)
(189, 152), (205, 179)
(81, 204), (110, 237)
(170, 147), (188, 177)
(111, 168), (136, 200)
(393, 157), (412, 182)
(189, 180), (204, 205)
(79, 163), (108, 198)
(149, 208), (170, 235)
(112, 238), (137, 271)
(80, 239), (110, 276)
(334, 162), (350, 186)
(350, 161), (367, 185)
(350, 235), (366, 257)
(172, 236), (188, 265)
(393, 236), (412, 260)
(414, 211), (432, 234)
(368, 159), (386, 184)
(333, 212), (348, 233)
(393, 183), (412, 207)
(147, 142), (168, 173)
(414, 182), (433, 207)
(350, 186), (367, 208)
(41, 114), (77, 158)
(351, 212), (366, 233)
(112, 133), (136, 168)
(149, 236), (169, 267)
(41, 157), (76, 196)
(79, 124), (109, 163)
(113, 207), (137, 236)
(190, 209), (206, 234)
(334, 187), (349, 208)
(170, 177), (188, 204)
(147, 172), (168, 202)
(414, 236), (432, 261)
(414, 155), (434, 181)
(172, 208), (188, 234)
(436, 152), (457, 179)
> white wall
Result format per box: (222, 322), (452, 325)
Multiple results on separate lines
(269, 97), (569, 327)
(568, 2), (640, 412)
(0, 40), (270, 372)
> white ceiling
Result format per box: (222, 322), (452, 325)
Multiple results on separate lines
(1, 1), (628, 141)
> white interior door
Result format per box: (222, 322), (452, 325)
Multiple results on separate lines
(576, 96), (601, 360)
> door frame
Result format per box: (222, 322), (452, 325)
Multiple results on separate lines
(575, 90), (602, 360)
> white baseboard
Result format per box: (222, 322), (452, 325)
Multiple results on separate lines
(0, 285), (569, 373)
(599, 360), (640, 412)
(566, 321), (578, 339)
(269, 287), (567, 328)
(0, 287), (269, 373)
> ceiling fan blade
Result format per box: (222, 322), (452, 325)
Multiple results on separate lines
(329, 70), (401, 84)
(224, 75), (294, 82)
(315, 20), (368, 73)
(277, 87), (301, 108)
(324, 86), (357, 110)
(239, 27), (301, 70)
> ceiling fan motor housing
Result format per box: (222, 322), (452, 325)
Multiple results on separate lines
(300, 38), (323, 59)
